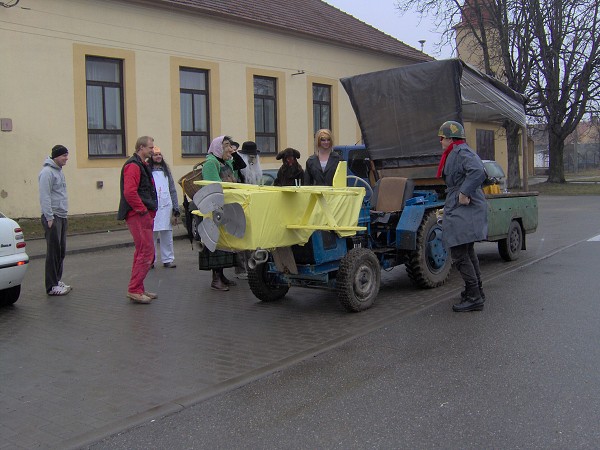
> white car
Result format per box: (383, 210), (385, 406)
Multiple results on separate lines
(0, 212), (29, 306)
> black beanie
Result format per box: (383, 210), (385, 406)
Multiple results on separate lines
(51, 145), (69, 159)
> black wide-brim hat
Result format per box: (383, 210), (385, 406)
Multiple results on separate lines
(276, 147), (301, 160)
(240, 141), (260, 155)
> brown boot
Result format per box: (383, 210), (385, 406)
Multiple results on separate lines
(211, 270), (229, 291)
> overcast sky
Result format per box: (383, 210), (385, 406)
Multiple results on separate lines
(324, 0), (454, 59)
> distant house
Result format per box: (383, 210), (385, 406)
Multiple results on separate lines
(0, 0), (430, 217)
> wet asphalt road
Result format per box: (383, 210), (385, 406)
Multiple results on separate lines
(2, 196), (600, 449)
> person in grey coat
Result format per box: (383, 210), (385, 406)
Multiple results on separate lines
(38, 145), (71, 296)
(437, 121), (487, 312)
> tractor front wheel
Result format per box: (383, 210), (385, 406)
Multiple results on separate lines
(337, 248), (381, 312)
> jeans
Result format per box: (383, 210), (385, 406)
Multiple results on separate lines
(450, 242), (481, 288)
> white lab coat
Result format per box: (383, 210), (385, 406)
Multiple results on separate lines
(152, 171), (172, 231)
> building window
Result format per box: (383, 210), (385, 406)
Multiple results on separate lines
(180, 68), (210, 155)
(254, 76), (277, 153)
(476, 129), (496, 160)
(313, 83), (331, 133)
(85, 56), (125, 157)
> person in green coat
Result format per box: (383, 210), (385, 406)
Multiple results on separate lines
(202, 135), (239, 291)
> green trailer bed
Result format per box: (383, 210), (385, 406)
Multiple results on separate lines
(485, 192), (538, 261)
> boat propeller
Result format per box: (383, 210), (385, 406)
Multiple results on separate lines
(192, 183), (246, 252)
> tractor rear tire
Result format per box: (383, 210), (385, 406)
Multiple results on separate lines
(405, 210), (451, 288)
(337, 247), (380, 312)
(248, 261), (289, 302)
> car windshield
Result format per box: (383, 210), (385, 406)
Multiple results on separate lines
(483, 161), (505, 178)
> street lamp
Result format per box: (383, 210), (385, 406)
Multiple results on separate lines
(418, 40), (426, 52)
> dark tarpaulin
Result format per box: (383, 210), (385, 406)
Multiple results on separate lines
(340, 59), (526, 167)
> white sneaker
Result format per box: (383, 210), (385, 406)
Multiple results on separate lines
(48, 285), (71, 296)
(58, 281), (71, 290)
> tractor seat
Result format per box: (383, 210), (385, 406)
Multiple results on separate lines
(370, 177), (414, 224)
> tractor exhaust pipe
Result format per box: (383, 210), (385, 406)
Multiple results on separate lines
(247, 248), (268, 270)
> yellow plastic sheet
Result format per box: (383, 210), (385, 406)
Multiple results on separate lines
(192, 163), (366, 251)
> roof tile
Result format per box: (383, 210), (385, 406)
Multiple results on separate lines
(144, 0), (433, 62)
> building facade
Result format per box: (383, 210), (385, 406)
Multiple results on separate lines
(0, 0), (429, 217)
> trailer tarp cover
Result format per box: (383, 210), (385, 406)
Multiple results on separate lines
(340, 59), (526, 164)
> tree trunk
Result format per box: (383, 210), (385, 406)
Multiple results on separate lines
(547, 130), (566, 183)
(505, 122), (522, 189)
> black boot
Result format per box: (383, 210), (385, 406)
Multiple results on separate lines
(211, 269), (229, 291)
(461, 281), (485, 303)
(453, 284), (484, 312)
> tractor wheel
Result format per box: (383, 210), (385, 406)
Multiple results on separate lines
(247, 261), (289, 302)
(406, 210), (451, 288)
(498, 220), (523, 261)
(337, 247), (380, 312)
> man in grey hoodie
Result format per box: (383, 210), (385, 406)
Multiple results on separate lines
(39, 145), (71, 296)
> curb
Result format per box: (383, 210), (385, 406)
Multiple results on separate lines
(28, 232), (191, 261)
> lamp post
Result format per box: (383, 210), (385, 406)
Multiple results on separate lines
(418, 40), (426, 52)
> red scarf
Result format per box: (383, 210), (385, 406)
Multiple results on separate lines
(436, 140), (465, 178)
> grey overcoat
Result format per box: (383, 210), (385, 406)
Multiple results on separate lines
(441, 143), (488, 248)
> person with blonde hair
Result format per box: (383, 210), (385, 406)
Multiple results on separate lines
(304, 129), (341, 186)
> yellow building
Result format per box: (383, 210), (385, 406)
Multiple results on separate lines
(0, 0), (431, 218)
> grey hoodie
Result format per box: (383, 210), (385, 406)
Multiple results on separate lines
(39, 156), (68, 220)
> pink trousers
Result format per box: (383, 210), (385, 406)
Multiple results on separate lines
(126, 213), (154, 294)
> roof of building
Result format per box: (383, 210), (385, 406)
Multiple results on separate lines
(136, 0), (433, 62)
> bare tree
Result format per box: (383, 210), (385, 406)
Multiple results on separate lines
(396, 0), (600, 184)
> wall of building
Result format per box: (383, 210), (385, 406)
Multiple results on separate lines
(0, 0), (407, 217)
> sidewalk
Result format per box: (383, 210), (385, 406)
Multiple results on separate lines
(26, 226), (189, 260)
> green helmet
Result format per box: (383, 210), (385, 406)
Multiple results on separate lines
(438, 121), (465, 139)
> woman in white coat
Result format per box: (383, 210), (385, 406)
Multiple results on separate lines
(149, 147), (180, 268)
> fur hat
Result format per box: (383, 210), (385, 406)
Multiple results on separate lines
(240, 141), (260, 155)
(51, 145), (69, 159)
(276, 147), (301, 160)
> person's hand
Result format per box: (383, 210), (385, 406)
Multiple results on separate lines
(171, 216), (178, 226)
(47, 219), (54, 228)
(459, 192), (471, 205)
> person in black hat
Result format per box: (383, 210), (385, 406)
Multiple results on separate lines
(38, 144), (72, 296)
(274, 147), (304, 186)
(230, 141), (247, 175)
(238, 141), (263, 185)
(234, 141), (264, 280)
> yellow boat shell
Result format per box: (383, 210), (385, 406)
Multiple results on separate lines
(192, 162), (366, 251)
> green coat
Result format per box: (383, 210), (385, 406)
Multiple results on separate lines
(202, 154), (239, 182)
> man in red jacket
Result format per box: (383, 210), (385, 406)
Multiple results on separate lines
(117, 136), (158, 304)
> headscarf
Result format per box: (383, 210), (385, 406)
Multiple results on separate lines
(208, 136), (226, 158)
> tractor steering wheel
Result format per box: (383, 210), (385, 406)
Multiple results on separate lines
(346, 175), (373, 200)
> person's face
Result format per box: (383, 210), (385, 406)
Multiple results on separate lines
(151, 152), (163, 163)
(140, 140), (154, 159)
(222, 140), (233, 160)
(319, 136), (332, 150)
(440, 136), (452, 149)
(54, 153), (69, 167)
